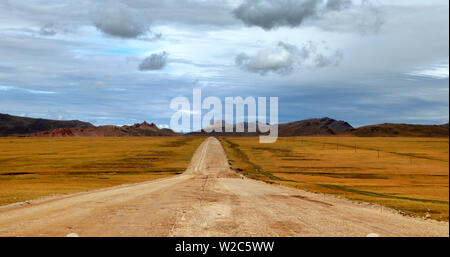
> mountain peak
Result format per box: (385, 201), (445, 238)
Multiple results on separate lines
(131, 121), (158, 129)
(140, 121), (156, 127)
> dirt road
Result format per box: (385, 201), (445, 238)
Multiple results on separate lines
(0, 137), (448, 237)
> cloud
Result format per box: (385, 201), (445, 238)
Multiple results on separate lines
(139, 52), (168, 71)
(157, 124), (170, 129)
(314, 50), (343, 68)
(233, 0), (384, 33)
(326, 0), (352, 11)
(93, 3), (149, 38)
(406, 62), (449, 79)
(316, 0), (385, 34)
(235, 47), (293, 75)
(236, 41), (343, 75)
(233, 0), (321, 30)
(38, 23), (74, 36)
(39, 24), (58, 36)
(0, 85), (56, 94)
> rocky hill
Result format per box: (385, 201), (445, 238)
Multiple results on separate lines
(344, 123), (449, 137)
(0, 114), (176, 137)
(188, 117), (354, 137)
(32, 121), (177, 137)
(0, 113), (93, 137)
(278, 117), (353, 136)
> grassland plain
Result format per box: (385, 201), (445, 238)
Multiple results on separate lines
(220, 137), (449, 221)
(0, 137), (203, 206)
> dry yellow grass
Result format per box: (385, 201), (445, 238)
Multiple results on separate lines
(220, 137), (449, 221)
(0, 137), (203, 206)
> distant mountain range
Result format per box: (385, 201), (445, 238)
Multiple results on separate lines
(0, 113), (448, 137)
(32, 121), (177, 137)
(188, 117), (354, 137)
(344, 123), (449, 137)
(0, 114), (176, 137)
(0, 113), (93, 137)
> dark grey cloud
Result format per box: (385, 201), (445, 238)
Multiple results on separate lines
(139, 52), (168, 71)
(233, 0), (321, 30)
(236, 41), (343, 75)
(93, 3), (149, 38)
(233, 0), (383, 33)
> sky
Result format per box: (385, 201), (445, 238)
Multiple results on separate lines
(0, 0), (448, 130)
